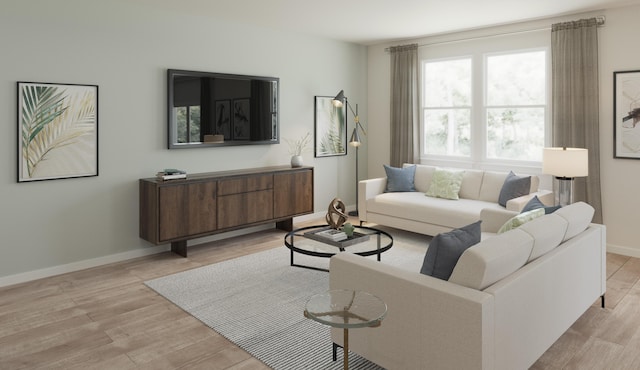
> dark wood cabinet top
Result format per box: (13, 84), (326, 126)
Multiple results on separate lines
(141, 165), (313, 185)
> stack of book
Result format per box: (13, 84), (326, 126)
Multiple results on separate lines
(313, 228), (348, 241)
(156, 169), (187, 181)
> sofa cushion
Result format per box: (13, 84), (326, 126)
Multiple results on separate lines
(478, 171), (509, 202)
(425, 168), (465, 200)
(408, 164), (436, 193)
(518, 214), (568, 261)
(367, 192), (502, 229)
(497, 208), (545, 234)
(458, 170), (484, 200)
(420, 221), (482, 280)
(521, 195), (561, 214)
(553, 201), (595, 241)
(449, 229), (534, 290)
(498, 171), (531, 207)
(384, 164), (417, 192)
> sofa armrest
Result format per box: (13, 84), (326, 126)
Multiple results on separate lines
(505, 190), (554, 212)
(329, 253), (494, 370)
(480, 208), (518, 233)
(358, 177), (387, 222)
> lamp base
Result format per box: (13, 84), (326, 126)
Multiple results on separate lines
(556, 177), (574, 206)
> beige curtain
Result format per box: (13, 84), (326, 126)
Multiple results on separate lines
(390, 43), (419, 167)
(551, 18), (603, 223)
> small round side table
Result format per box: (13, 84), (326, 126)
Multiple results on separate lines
(304, 289), (387, 370)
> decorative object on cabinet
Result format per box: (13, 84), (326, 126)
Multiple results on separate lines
(17, 81), (98, 182)
(614, 70), (640, 158)
(286, 132), (311, 168)
(140, 166), (314, 257)
(314, 96), (346, 157)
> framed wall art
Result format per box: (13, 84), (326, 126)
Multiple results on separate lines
(17, 82), (98, 182)
(614, 70), (640, 159)
(314, 96), (347, 157)
(215, 99), (231, 140)
(233, 98), (250, 140)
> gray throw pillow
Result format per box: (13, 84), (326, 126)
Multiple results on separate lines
(498, 171), (531, 207)
(521, 195), (561, 214)
(384, 164), (417, 192)
(420, 221), (482, 280)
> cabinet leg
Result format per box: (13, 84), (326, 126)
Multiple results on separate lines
(276, 218), (293, 232)
(171, 241), (187, 257)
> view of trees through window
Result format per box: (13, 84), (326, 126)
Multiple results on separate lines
(423, 58), (472, 156)
(175, 106), (201, 143)
(422, 49), (547, 163)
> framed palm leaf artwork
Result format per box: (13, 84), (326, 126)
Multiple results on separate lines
(314, 96), (347, 157)
(18, 82), (98, 182)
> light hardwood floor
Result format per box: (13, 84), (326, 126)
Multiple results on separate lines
(0, 220), (638, 369)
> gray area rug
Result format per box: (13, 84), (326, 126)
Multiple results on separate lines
(145, 227), (428, 369)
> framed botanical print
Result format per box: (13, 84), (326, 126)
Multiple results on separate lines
(314, 96), (347, 157)
(18, 82), (98, 182)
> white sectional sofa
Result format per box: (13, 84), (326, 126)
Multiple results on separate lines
(358, 164), (553, 236)
(330, 201), (606, 370)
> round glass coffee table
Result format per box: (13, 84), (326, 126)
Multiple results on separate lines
(284, 224), (393, 272)
(304, 289), (387, 370)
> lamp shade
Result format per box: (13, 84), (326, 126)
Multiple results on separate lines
(332, 90), (345, 107)
(542, 147), (588, 178)
(349, 128), (361, 147)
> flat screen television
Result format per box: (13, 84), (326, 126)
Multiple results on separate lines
(167, 69), (279, 149)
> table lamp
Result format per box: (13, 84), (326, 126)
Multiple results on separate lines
(542, 147), (588, 206)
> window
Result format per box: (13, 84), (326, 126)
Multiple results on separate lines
(423, 58), (472, 157)
(421, 43), (548, 168)
(486, 51), (546, 161)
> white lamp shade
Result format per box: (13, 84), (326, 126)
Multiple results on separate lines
(542, 147), (589, 178)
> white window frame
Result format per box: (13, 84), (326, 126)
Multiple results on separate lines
(418, 30), (551, 174)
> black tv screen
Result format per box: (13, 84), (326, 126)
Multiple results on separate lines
(167, 69), (279, 149)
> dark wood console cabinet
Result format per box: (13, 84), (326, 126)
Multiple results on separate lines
(140, 166), (314, 257)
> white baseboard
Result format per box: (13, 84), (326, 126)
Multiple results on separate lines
(0, 214), (328, 288)
(607, 243), (640, 258)
(0, 244), (169, 288)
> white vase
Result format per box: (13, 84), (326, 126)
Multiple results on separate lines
(291, 155), (303, 168)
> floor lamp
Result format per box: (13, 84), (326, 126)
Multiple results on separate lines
(542, 147), (589, 206)
(332, 90), (366, 217)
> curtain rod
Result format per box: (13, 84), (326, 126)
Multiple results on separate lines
(385, 16), (605, 51)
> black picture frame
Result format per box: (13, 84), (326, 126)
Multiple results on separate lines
(614, 70), (640, 159)
(215, 100), (231, 140)
(233, 98), (250, 140)
(17, 81), (99, 182)
(314, 96), (347, 157)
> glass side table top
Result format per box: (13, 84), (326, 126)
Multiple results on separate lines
(304, 289), (387, 329)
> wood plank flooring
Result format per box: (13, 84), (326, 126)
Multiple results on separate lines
(0, 220), (638, 369)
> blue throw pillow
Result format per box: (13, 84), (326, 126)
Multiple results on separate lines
(420, 221), (482, 280)
(498, 171), (531, 207)
(384, 164), (417, 192)
(521, 195), (561, 214)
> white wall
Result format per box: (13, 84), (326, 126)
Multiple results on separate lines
(0, 0), (367, 284)
(366, 5), (640, 255)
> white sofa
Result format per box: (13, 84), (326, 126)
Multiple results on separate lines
(330, 202), (606, 370)
(358, 164), (553, 236)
